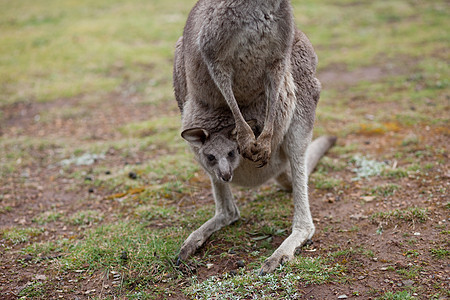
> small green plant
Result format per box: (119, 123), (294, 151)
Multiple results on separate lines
(383, 168), (409, 179)
(430, 248), (449, 259)
(67, 210), (103, 226)
(371, 207), (428, 225)
(370, 184), (399, 197)
(351, 156), (387, 180)
(397, 265), (422, 279)
(404, 249), (420, 258)
(310, 173), (343, 190)
(376, 290), (416, 300)
(18, 281), (45, 298)
(0, 206), (13, 213)
(32, 211), (63, 225)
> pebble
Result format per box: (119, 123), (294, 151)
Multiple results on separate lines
(338, 295), (348, 299)
(105, 170), (111, 175)
(236, 260), (245, 268)
(84, 176), (93, 181)
(206, 263), (214, 269)
(88, 188), (94, 193)
(23, 255), (33, 262)
(402, 279), (414, 286)
(128, 172), (137, 179)
(229, 270), (238, 276)
(120, 251), (128, 261)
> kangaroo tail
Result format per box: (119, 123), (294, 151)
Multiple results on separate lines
(306, 136), (337, 177)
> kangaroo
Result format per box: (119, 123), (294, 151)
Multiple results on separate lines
(173, 0), (331, 274)
(174, 0), (298, 167)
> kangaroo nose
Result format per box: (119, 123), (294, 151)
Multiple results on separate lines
(220, 172), (232, 182)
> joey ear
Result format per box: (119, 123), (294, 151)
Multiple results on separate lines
(181, 128), (210, 147)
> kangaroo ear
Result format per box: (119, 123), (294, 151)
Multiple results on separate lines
(181, 128), (210, 147)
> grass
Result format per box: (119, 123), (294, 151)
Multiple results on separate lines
(187, 256), (345, 299)
(1, 227), (44, 245)
(371, 207), (428, 225)
(429, 248), (449, 259)
(376, 291), (416, 300)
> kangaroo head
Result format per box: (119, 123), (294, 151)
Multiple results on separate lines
(181, 126), (239, 182)
(181, 120), (259, 182)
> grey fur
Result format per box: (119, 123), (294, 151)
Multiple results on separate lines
(173, 0), (334, 274)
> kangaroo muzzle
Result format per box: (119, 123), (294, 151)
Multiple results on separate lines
(218, 158), (232, 182)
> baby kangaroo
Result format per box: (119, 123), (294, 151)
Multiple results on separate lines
(174, 0), (331, 274)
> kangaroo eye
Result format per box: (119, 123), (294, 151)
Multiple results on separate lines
(206, 154), (216, 162)
(228, 151), (235, 158)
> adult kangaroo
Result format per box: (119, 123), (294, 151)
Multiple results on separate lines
(173, 0), (333, 274)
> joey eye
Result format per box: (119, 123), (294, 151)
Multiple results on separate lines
(228, 151), (235, 158)
(206, 154), (216, 162)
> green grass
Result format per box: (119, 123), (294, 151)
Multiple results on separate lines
(376, 290), (416, 300)
(187, 256), (345, 299)
(67, 210), (103, 226)
(370, 184), (400, 198)
(1, 227), (44, 245)
(430, 248), (449, 259)
(32, 211), (63, 225)
(371, 207), (428, 225)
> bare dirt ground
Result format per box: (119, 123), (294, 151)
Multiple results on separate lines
(1, 64), (449, 299)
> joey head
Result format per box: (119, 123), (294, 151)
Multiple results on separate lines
(181, 127), (240, 183)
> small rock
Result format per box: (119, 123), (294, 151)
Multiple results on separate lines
(236, 260), (245, 268)
(413, 232), (421, 236)
(228, 249), (236, 255)
(35, 274), (47, 281)
(120, 251), (128, 261)
(402, 279), (414, 286)
(84, 176), (93, 181)
(361, 196), (376, 202)
(229, 270), (238, 276)
(358, 275), (365, 280)
(23, 255), (33, 262)
(88, 188), (94, 193)
(338, 295), (348, 299)
(128, 172), (137, 179)
(206, 263), (214, 269)
(304, 239), (314, 247)
(105, 170), (111, 175)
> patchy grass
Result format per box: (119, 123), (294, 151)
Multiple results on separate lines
(376, 290), (416, 300)
(429, 248), (449, 259)
(371, 207), (429, 225)
(369, 184), (400, 198)
(32, 211), (63, 225)
(187, 257), (345, 299)
(1, 227), (44, 245)
(67, 210), (104, 226)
